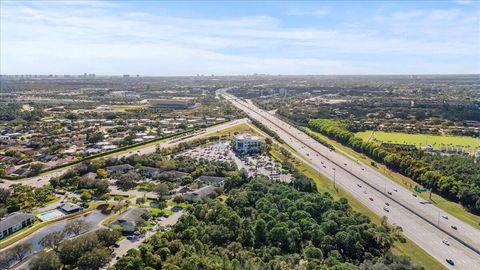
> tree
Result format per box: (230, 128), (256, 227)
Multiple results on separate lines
(94, 179), (110, 195)
(11, 242), (32, 261)
(254, 219), (267, 247)
(96, 228), (121, 246)
(154, 183), (170, 202)
(58, 233), (99, 265)
(30, 251), (62, 270)
(96, 168), (108, 179)
(77, 248), (111, 270)
(64, 219), (91, 237)
(0, 188), (11, 204)
(87, 132), (104, 144)
(81, 191), (92, 201)
(40, 231), (64, 250)
(116, 172), (138, 191)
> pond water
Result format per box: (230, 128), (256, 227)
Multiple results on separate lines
(5, 210), (108, 256)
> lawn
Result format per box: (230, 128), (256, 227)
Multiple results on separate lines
(214, 123), (260, 138)
(356, 130), (480, 151)
(305, 128), (480, 229)
(269, 146), (446, 270)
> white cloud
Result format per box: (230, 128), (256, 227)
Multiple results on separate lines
(286, 7), (330, 16)
(1, 2), (478, 75)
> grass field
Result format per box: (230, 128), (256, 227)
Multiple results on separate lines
(356, 131), (480, 151)
(305, 128), (480, 229)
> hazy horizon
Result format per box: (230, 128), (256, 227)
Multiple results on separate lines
(1, 1), (479, 75)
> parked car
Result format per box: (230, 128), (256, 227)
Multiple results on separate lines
(113, 243), (120, 248)
(446, 259), (455, 266)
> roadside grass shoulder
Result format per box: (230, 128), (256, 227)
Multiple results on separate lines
(270, 146), (447, 270)
(304, 127), (480, 229)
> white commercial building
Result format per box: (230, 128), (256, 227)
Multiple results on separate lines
(234, 133), (262, 154)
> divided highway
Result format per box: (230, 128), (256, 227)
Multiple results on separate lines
(219, 89), (480, 269)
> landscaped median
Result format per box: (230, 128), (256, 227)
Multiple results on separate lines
(0, 202), (108, 250)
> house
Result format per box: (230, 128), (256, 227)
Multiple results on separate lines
(10, 167), (30, 177)
(234, 134), (262, 155)
(182, 185), (217, 202)
(106, 164), (134, 174)
(138, 166), (162, 178)
(59, 202), (82, 214)
(0, 212), (35, 239)
(157, 170), (189, 181)
(195, 175), (225, 187)
(110, 207), (151, 232)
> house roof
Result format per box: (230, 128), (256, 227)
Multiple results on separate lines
(59, 202), (82, 212)
(159, 170), (189, 179)
(195, 175), (225, 184)
(111, 207), (150, 226)
(82, 172), (97, 179)
(185, 185), (216, 198)
(0, 212), (35, 231)
(106, 164), (134, 172)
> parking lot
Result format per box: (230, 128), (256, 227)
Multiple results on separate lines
(180, 141), (291, 182)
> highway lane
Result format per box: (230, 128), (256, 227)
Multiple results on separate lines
(220, 90), (480, 269)
(0, 119), (248, 189)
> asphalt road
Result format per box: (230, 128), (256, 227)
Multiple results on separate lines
(0, 119), (247, 189)
(219, 89), (480, 269)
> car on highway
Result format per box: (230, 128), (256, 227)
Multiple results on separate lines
(446, 259), (455, 266)
(387, 191), (392, 195)
(412, 193), (417, 197)
(385, 202), (390, 206)
(393, 188), (398, 192)
(441, 215), (448, 220)
(369, 197), (374, 201)
(383, 206), (390, 212)
(442, 239), (450, 246)
(451, 225), (458, 230)
(363, 190), (367, 194)
(357, 184), (362, 188)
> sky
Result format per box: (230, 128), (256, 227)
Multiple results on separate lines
(1, 0), (479, 75)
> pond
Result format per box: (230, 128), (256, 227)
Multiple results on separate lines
(5, 210), (108, 257)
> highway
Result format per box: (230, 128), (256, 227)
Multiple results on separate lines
(0, 119), (247, 189)
(219, 89), (480, 269)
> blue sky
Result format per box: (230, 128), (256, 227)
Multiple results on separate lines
(1, 0), (479, 75)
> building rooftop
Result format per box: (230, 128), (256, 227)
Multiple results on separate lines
(111, 207), (150, 226)
(234, 133), (261, 141)
(0, 212), (35, 231)
(59, 202), (82, 213)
